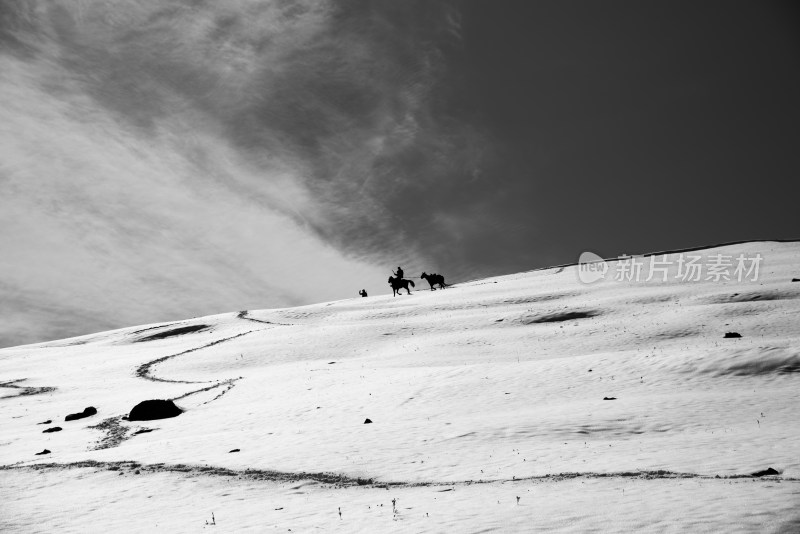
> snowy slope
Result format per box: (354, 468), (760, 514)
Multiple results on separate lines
(1, 240), (799, 532)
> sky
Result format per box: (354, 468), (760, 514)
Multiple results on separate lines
(1, 0), (798, 347)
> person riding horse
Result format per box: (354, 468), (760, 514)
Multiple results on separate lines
(388, 266), (413, 296)
(388, 275), (414, 296)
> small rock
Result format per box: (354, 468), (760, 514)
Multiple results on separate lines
(37, 420), (52, 425)
(724, 332), (742, 338)
(603, 397), (617, 401)
(65, 406), (98, 422)
(751, 467), (779, 477)
(229, 449), (240, 453)
(364, 418), (373, 424)
(133, 428), (154, 435)
(42, 426), (62, 433)
(35, 449), (51, 455)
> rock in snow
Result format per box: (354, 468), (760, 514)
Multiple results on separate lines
(65, 406), (97, 421)
(128, 400), (183, 421)
(751, 467), (780, 477)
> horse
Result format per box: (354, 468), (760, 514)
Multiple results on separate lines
(388, 276), (414, 296)
(420, 272), (448, 290)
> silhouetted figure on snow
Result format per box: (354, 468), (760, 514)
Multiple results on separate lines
(359, 289), (368, 297)
(388, 276), (414, 296)
(420, 272), (449, 290)
(393, 266), (404, 280)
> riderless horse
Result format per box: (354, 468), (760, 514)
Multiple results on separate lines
(420, 272), (448, 290)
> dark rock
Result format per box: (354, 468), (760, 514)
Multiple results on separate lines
(724, 332), (742, 338)
(364, 418), (373, 424)
(133, 428), (154, 435)
(136, 325), (209, 342)
(751, 467), (780, 477)
(38, 420), (52, 425)
(603, 397), (617, 400)
(35, 449), (51, 455)
(229, 448), (240, 453)
(42, 426), (62, 433)
(522, 310), (598, 324)
(128, 399), (183, 421)
(65, 406), (97, 421)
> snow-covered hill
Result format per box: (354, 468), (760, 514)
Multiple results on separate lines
(2, 241), (799, 532)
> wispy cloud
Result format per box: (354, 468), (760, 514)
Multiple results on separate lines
(1, 0), (491, 346)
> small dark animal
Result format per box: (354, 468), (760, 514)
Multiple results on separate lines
(388, 276), (414, 296)
(420, 272), (448, 290)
